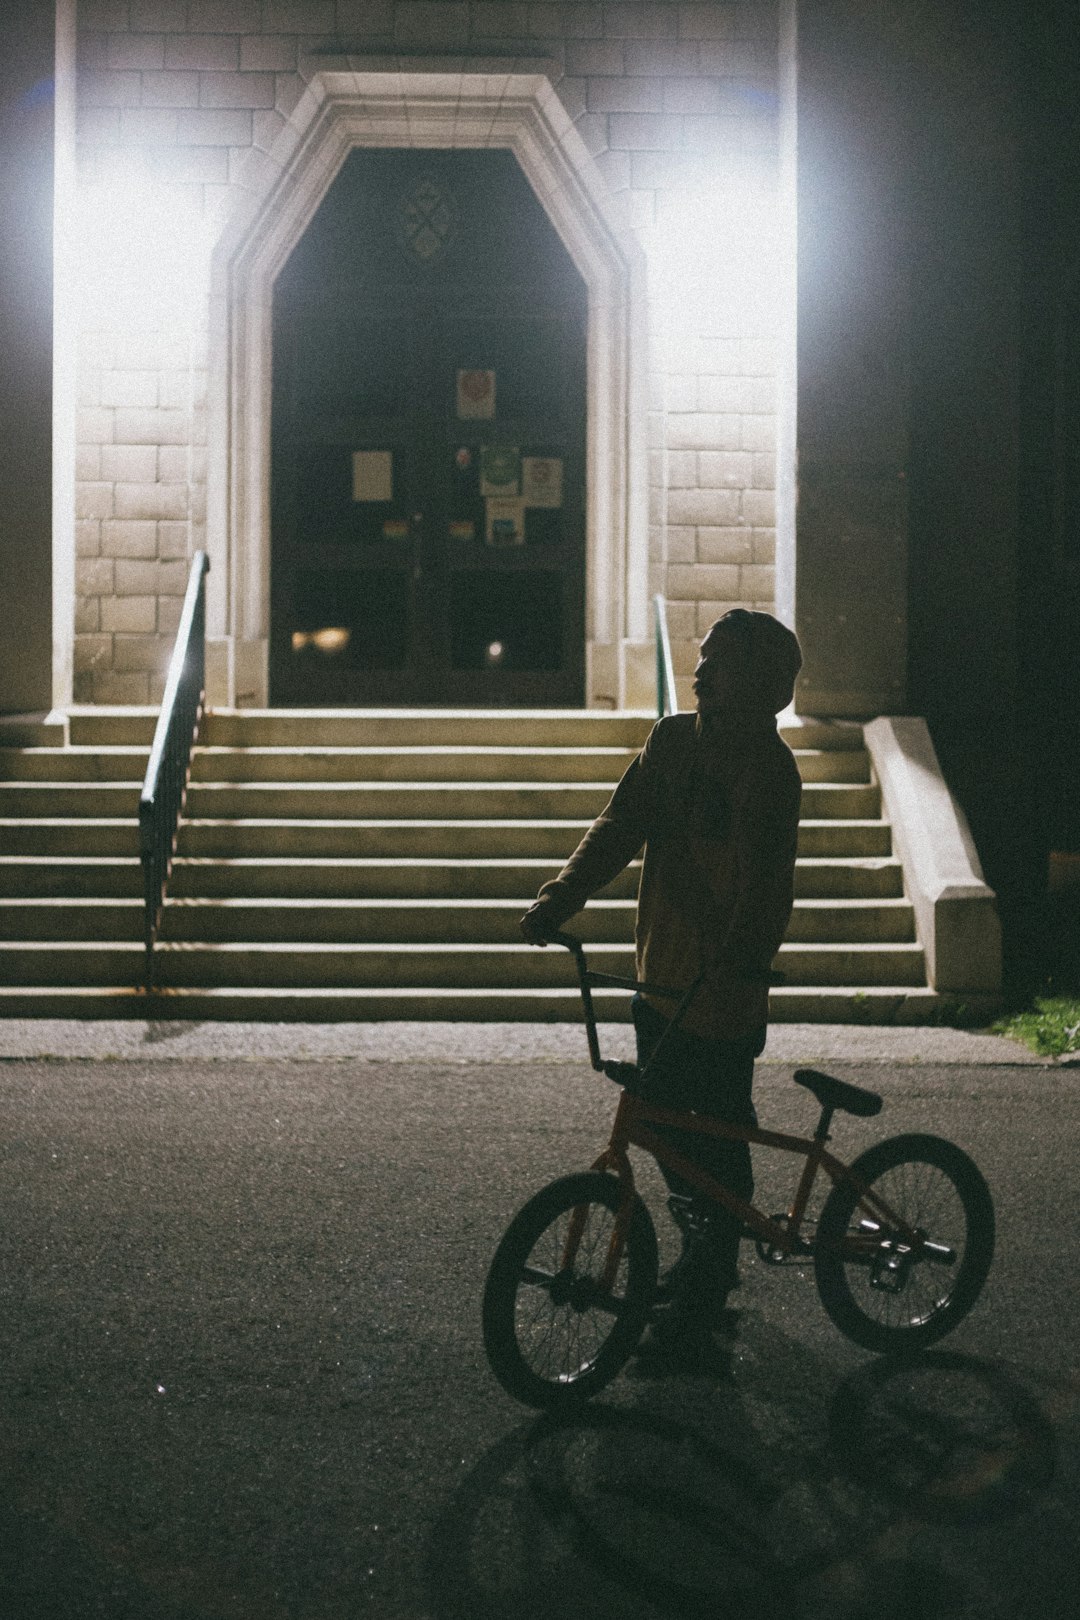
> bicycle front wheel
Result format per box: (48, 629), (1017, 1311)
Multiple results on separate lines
(814, 1134), (994, 1354)
(482, 1172), (658, 1408)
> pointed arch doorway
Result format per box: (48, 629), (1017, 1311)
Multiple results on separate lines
(206, 70), (648, 712)
(270, 146), (586, 706)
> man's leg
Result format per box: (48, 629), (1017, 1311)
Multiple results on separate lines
(632, 999), (765, 1331)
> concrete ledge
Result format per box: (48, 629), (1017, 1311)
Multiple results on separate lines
(864, 716), (1002, 996)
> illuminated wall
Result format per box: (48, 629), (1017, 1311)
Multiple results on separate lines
(70, 0), (786, 707)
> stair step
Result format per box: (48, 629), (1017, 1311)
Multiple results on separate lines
(0, 747), (149, 783)
(0, 741), (869, 787)
(0, 895), (914, 946)
(172, 858), (643, 900)
(0, 819), (139, 856)
(0, 857), (144, 897)
(0, 854), (902, 902)
(165, 855), (905, 900)
(0, 780), (880, 820)
(121, 896), (913, 945)
(23, 744), (871, 787)
(0, 816), (892, 860)
(68, 708), (657, 749)
(0, 983), (966, 1023)
(65, 706), (868, 753)
(177, 745), (866, 785)
(0, 785), (142, 818)
(191, 746), (639, 784)
(793, 857), (902, 897)
(0, 940), (925, 989)
(181, 780), (879, 820)
(0, 900), (143, 941)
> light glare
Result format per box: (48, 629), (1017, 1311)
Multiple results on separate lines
(648, 182), (781, 352)
(77, 177), (215, 329)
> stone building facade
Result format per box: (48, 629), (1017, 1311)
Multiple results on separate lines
(70, 0), (788, 709)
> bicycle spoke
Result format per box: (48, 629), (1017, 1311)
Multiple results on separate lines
(484, 1173), (660, 1407)
(512, 1201), (630, 1381)
(815, 1133), (993, 1354)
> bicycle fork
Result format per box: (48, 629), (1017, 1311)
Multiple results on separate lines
(558, 1093), (639, 1296)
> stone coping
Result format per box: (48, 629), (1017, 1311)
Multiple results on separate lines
(864, 716), (1003, 995)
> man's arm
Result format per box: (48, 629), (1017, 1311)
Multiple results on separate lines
(520, 725), (662, 943)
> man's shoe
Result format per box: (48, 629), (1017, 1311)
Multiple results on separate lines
(654, 1194), (739, 1317)
(652, 1245), (739, 1325)
(632, 1309), (734, 1378)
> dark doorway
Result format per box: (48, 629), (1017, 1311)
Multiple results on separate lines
(269, 148), (587, 707)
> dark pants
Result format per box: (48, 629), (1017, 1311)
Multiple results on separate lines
(632, 996), (765, 1283)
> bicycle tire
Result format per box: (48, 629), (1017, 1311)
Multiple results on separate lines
(814, 1133), (994, 1354)
(482, 1172), (658, 1408)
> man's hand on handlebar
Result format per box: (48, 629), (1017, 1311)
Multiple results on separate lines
(519, 902), (562, 946)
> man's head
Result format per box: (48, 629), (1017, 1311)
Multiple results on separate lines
(693, 610), (803, 718)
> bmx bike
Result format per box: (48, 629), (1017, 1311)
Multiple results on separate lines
(482, 933), (995, 1408)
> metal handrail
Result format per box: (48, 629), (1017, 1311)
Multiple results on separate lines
(654, 592), (678, 716)
(139, 551), (210, 990)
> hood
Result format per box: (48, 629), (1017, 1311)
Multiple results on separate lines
(707, 609), (803, 716)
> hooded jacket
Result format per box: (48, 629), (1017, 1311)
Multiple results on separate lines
(534, 613), (803, 1040)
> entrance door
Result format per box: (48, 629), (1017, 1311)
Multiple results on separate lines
(269, 148), (587, 706)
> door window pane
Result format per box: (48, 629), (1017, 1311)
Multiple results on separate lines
(291, 570), (409, 670)
(450, 573), (562, 671)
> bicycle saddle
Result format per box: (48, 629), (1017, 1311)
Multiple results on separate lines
(793, 1068), (883, 1117)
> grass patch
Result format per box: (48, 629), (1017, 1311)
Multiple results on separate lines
(991, 996), (1080, 1057)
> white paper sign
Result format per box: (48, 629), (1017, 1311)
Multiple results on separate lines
(522, 456), (563, 508)
(352, 450), (393, 503)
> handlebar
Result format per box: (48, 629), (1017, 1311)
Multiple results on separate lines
(547, 930), (784, 1076)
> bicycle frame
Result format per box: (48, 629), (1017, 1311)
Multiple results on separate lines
(549, 932), (951, 1295)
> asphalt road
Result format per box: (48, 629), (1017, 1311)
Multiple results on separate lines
(0, 1048), (1077, 1619)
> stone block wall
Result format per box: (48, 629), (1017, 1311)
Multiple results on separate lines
(73, 0), (781, 703)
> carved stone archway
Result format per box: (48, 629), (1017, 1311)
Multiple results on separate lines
(206, 66), (648, 708)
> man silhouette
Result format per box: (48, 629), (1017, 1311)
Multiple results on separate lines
(520, 610), (803, 1365)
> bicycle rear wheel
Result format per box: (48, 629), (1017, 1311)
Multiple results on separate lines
(814, 1133), (994, 1354)
(482, 1173), (658, 1408)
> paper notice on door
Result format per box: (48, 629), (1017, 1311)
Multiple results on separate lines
(485, 497), (525, 547)
(479, 445), (521, 497)
(352, 450), (393, 503)
(457, 369), (496, 419)
(522, 456), (563, 508)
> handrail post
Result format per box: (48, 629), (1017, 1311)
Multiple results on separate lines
(138, 551), (210, 992)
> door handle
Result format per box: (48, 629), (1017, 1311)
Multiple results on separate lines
(411, 513), (425, 585)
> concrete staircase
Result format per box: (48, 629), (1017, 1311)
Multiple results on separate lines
(0, 708), (942, 1021)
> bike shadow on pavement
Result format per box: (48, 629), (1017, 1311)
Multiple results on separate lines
(426, 1334), (1059, 1620)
